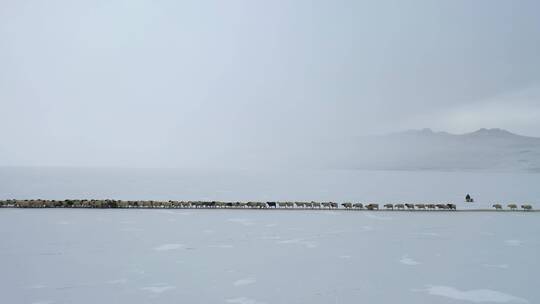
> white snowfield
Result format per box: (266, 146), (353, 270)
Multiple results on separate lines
(0, 209), (538, 304)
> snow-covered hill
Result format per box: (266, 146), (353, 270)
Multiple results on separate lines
(329, 128), (540, 172)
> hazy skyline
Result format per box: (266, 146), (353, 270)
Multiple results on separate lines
(1, 0), (540, 168)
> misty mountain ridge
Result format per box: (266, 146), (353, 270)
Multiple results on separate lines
(325, 128), (540, 172)
(391, 128), (533, 139)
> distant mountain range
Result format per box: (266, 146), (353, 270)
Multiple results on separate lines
(325, 128), (540, 172)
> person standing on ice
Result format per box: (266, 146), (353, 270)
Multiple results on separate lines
(465, 194), (474, 202)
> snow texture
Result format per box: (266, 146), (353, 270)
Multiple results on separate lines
(0, 209), (538, 304)
(420, 285), (529, 303)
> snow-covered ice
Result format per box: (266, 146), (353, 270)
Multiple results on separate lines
(107, 279), (128, 284)
(505, 240), (523, 247)
(418, 285), (529, 303)
(233, 278), (256, 286)
(227, 218), (256, 226)
(141, 285), (176, 294)
(1, 208), (538, 304)
(154, 244), (183, 251)
(483, 264), (510, 269)
(226, 297), (266, 304)
(209, 244), (234, 249)
(400, 255), (421, 265)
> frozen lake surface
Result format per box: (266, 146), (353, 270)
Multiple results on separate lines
(1, 209), (539, 304)
(1, 167), (540, 206)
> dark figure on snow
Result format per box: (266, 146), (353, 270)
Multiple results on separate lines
(465, 194), (474, 203)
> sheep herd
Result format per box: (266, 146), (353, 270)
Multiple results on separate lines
(0, 199), (456, 210)
(0, 200), (534, 211)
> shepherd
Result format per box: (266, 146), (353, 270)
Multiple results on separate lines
(465, 194), (474, 203)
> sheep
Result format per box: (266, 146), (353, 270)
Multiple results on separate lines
(492, 204), (503, 210)
(395, 204), (405, 210)
(384, 204), (393, 210)
(415, 204), (426, 210)
(521, 204), (533, 211)
(278, 202), (288, 208)
(405, 203), (415, 210)
(246, 202), (266, 209)
(426, 204), (436, 210)
(353, 203), (364, 209)
(246, 202), (264, 208)
(295, 202), (305, 208)
(365, 203), (379, 210)
(312, 202), (321, 208)
(321, 202), (331, 209)
(341, 202), (353, 209)
(508, 204), (518, 210)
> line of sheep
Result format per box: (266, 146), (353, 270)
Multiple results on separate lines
(0, 200), (534, 211)
(1, 200), (457, 210)
(492, 204), (533, 211)
(339, 203), (457, 210)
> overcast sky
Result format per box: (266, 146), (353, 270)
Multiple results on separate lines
(1, 0), (540, 168)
